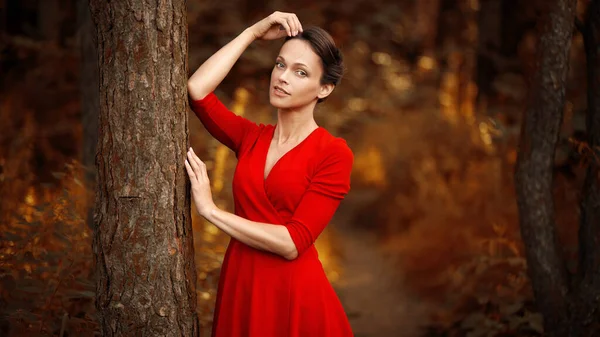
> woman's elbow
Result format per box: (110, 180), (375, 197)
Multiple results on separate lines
(187, 80), (209, 101)
(281, 241), (299, 261)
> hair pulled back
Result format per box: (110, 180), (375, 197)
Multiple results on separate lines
(285, 26), (344, 103)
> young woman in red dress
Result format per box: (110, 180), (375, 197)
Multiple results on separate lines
(184, 11), (354, 337)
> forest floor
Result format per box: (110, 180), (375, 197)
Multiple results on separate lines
(328, 190), (433, 337)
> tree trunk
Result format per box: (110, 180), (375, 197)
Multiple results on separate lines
(476, 0), (501, 101)
(413, 0), (441, 55)
(458, 0), (479, 121)
(573, 1), (600, 334)
(500, 0), (522, 57)
(514, 0), (576, 336)
(38, 0), (62, 41)
(88, 1), (199, 336)
(77, 0), (99, 230)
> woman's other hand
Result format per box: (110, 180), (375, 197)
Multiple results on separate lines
(184, 147), (217, 218)
(248, 11), (303, 40)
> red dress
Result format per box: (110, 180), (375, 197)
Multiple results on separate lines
(190, 92), (354, 337)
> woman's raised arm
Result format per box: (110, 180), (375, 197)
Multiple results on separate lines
(188, 12), (303, 153)
(187, 11), (303, 100)
(187, 29), (255, 100)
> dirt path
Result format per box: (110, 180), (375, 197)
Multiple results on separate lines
(328, 193), (432, 337)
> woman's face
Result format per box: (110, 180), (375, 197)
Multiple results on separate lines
(269, 39), (328, 109)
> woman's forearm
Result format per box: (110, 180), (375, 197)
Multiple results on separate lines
(187, 29), (256, 100)
(205, 207), (299, 260)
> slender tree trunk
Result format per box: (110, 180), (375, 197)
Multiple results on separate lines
(77, 0), (99, 230)
(88, 1), (198, 336)
(413, 0), (441, 55)
(476, 0), (501, 101)
(573, 1), (600, 334)
(514, 0), (576, 336)
(458, 0), (479, 121)
(38, 0), (62, 41)
(500, 0), (522, 57)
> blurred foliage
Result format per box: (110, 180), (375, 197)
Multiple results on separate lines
(0, 0), (592, 336)
(0, 162), (97, 336)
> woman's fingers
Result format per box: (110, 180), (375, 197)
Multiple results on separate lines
(188, 148), (209, 183)
(184, 159), (196, 181)
(189, 148), (204, 172)
(286, 16), (297, 35)
(277, 17), (292, 36)
(186, 150), (198, 170)
(200, 163), (209, 181)
(286, 13), (301, 35)
(266, 12), (301, 37)
(186, 150), (200, 181)
(292, 14), (302, 33)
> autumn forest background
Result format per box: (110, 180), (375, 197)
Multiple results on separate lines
(0, 0), (595, 336)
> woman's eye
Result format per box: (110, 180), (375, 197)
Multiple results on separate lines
(297, 70), (307, 77)
(276, 62), (284, 68)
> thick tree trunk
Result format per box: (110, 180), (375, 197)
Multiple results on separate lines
(88, 1), (199, 336)
(514, 0), (576, 336)
(77, 0), (99, 230)
(573, 1), (600, 335)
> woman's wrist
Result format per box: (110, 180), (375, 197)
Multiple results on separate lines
(200, 204), (219, 221)
(241, 28), (257, 43)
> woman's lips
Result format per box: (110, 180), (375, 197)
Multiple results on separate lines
(273, 86), (290, 96)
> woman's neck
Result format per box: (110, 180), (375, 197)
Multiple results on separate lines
(274, 106), (318, 145)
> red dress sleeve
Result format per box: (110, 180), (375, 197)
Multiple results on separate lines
(189, 92), (258, 154)
(284, 139), (354, 256)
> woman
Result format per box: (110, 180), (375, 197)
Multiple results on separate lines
(184, 11), (354, 337)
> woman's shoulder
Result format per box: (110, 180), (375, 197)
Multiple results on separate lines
(316, 127), (351, 151)
(314, 127), (353, 164)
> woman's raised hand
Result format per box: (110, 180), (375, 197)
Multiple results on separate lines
(248, 11), (303, 40)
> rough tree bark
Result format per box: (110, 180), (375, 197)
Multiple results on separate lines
(77, 0), (99, 230)
(514, 0), (576, 336)
(88, 1), (199, 336)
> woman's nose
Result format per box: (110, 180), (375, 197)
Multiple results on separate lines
(278, 70), (289, 84)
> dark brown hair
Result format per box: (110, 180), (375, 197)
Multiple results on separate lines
(285, 26), (344, 103)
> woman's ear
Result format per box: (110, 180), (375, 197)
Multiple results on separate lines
(317, 83), (335, 100)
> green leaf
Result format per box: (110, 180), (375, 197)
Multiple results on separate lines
(74, 277), (96, 288)
(525, 312), (544, 333)
(16, 285), (44, 294)
(65, 290), (95, 299)
(499, 301), (523, 316)
(12, 309), (40, 322)
(52, 172), (66, 180)
(3, 232), (23, 241)
(461, 312), (487, 329)
(52, 231), (72, 245)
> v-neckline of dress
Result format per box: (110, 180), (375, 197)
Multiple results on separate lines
(262, 125), (321, 183)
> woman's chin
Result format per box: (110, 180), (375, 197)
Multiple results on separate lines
(269, 96), (314, 110)
(269, 96), (290, 109)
